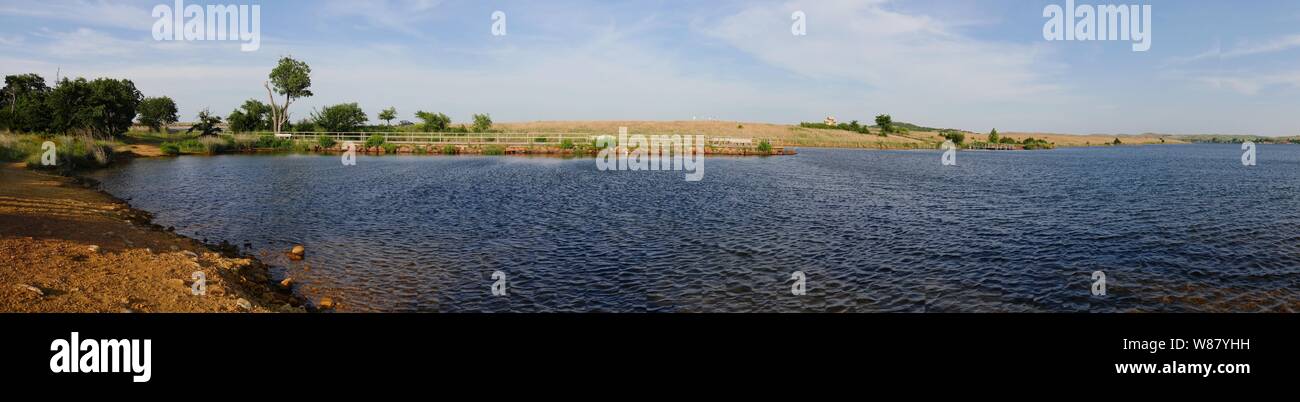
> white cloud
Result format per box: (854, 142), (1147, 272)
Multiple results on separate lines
(0, 34), (23, 46)
(1181, 34), (1300, 63)
(41, 28), (138, 58)
(319, 0), (445, 36)
(0, 0), (153, 31)
(1193, 72), (1300, 96)
(703, 0), (1062, 103)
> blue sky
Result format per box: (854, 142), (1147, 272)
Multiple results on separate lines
(2, 0), (1300, 135)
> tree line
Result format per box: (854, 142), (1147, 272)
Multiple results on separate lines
(1, 56), (494, 138)
(1, 73), (179, 137)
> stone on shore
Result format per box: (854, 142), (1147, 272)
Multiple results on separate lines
(288, 245), (305, 260)
(318, 297), (335, 310)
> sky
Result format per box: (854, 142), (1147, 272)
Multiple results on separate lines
(2, 0), (1300, 135)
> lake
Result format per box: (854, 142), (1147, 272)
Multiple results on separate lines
(88, 144), (1300, 312)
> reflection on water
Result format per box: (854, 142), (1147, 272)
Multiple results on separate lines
(88, 145), (1300, 312)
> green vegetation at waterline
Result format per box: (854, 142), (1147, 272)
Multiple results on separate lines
(0, 133), (114, 171)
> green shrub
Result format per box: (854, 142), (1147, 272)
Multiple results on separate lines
(317, 135), (337, 148)
(441, 145), (457, 155)
(560, 138), (575, 149)
(381, 143), (398, 154)
(757, 140), (773, 154)
(159, 142), (181, 155)
(535, 136), (548, 143)
(483, 145), (505, 155)
(365, 134), (386, 149)
(253, 134), (294, 149)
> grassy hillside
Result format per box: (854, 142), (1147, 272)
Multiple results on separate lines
(494, 120), (936, 149)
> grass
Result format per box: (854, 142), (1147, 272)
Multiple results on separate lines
(160, 136), (235, 155)
(0, 133), (115, 171)
(483, 145), (505, 155)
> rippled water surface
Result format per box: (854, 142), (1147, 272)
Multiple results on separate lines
(88, 145), (1300, 312)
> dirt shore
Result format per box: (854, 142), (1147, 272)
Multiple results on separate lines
(0, 164), (303, 312)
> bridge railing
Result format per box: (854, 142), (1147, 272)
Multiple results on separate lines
(232, 132), (780, 148)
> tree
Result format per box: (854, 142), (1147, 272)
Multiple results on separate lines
(378, 107), (397, 126)
(137, 96), (179, 132)
(472, 113), (493, 133)
(264, 57), (313, 135)
(187, 109), (223, 137)
(47, 77), (142, 138)
(1, 74), (53, 133)
(415, 110), (451, 132)
(875, 114), (893, 134)
(941, 130), (966, 145)
(988, 128), (1000, 144)
(1112, 138), (1122, 145)
(227, 99), (272, 133)
(312, 103), (368, 132)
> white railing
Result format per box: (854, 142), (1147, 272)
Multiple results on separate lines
(235, 132), (779, 148)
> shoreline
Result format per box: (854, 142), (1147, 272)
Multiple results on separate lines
(0, 162), (307, 313)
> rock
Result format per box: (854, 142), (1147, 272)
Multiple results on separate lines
(121, 309), (134, 313)
(88, 245), (101, 253)
(165, 278), (185, 288)
(15, 284), (43, 297)
(181, 250), (199, 259)
(236, 298), (252, 311)
(288, 245), (306, 260)
(318, 297), (335, 310)
(279, 277), (294, 289)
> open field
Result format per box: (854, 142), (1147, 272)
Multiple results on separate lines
(493, 120), (937, 149)
(493, 121), (1195, 149)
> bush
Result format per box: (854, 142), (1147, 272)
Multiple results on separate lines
(380, 143), (398, 154)
(535, 136), (548, 143)
(560, 138), (575, 149)
(472, 113), (493, 133)
(312, 103), (368, 132)
(757, 139), (773, 154)
(483, 145), (505, 155)
(12, 135), (115, 170)
(940, 130), (966, 145)
(364, 134), (386, 149)
(317, 135), (337, 149)
(441, 145), (457, 155)
(253, 134), (294, 149)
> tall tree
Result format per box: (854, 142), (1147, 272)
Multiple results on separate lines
(415, 111), (450, 132)
(227, 99), (272, 133)
(188, 109), (224, 137)
(137, 96), (179, 132)
(378, 107), (397, 126)
(1, 74), (52, 133)
(264, 57), (313, 135)
(312, 103), (368, 132)
(988, 128), (1000, 143)
(875, 114), (893, 134)
(472, 113), (493, 133)
(47, 77), (142, 138)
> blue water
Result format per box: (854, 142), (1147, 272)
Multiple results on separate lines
(88, 144), (1300, 312)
